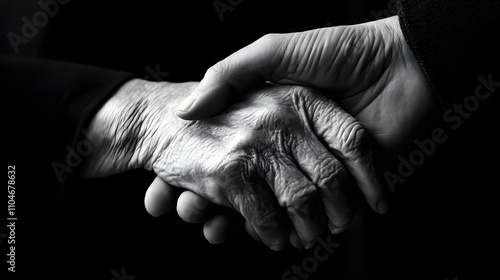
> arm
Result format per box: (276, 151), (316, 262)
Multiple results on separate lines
(81, 80), (199, 178)
(1, 55), (135, 185)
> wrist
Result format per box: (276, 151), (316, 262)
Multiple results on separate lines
(82, 78), (153, 178)
(82, 79), (196, 178)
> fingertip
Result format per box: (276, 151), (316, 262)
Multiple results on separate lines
(302, 239), (316, 250)
(368, 178), (391, 214)
(254, 224), (289, 252)
(176, 95), (197, 113)
(289, 229), (304, 249)
(270, 242), (287, 251)
(177, 191), (211, 223)
(245, 220), (260, 241)
(175, 80), (234, 120)
(330, 225), (348, 235)
(144, 176), (177, 217)
(376, 198), (390, 214)
(203, 213), (242, 244)
(203, 215), (229, 244)
(175, 96), (228, 121)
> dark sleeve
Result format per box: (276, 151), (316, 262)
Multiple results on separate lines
(397, 0), (500, 108)
(2, 55), (135, 191)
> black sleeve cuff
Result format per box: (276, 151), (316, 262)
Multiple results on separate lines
(397, 0), (500, 109)
(2, 55), (136, 187)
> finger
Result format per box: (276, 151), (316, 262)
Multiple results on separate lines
(306, 93), (389, 214)
(245, 220), (260, 241)
(203, 211), (245, 244)
(176, 34), (285, 120)
(176, 191), (212, 223)
(177, 191), (247, 243)
(144, 176), (180, 217)
(161, 167), (290, 250)
(236, 179), (291, 251)
(289, 229), (304, 249)
(266, 156), (326, 249)
(291, 131), (358, 234)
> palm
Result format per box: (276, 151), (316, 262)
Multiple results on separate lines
(152, 16), (439, 244)
(272, 16), (437, 159)
(345, 60), (436, 160)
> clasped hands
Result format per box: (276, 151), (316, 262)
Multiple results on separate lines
(83, 16), (436, 250)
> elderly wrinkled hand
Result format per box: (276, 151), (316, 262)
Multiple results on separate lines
(144, 84), (385, 250)
(145, 15), (439, 247)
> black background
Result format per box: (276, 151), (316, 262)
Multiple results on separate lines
(1, 0), (499, 279)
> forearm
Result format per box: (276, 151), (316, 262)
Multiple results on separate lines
(82, 79), (199, 178)
(2, 55), (135, 184)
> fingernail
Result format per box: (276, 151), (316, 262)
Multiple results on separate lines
(377, 199), (389, 214)
(330, 227), (345, 235)
(177, 95), (197, 112)
(270, 243), (285, 251)
(303, 240), (316, 250)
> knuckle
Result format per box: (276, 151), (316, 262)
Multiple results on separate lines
(317, 157), (345, 189)
(192, 156), (249, 208)
(202, 179), (230, 207)
(341, 122), (370, 158)
(214, 159), (250, 197)
(250, 206), (284, 233)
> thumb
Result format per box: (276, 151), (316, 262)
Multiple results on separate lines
(176, 34), (285, 120)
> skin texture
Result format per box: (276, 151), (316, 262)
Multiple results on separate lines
(83, 80), (382, 250)
(145, 16), (439, 246)
(178, 16), (437, 157)
(154, 85), (377, 250)
(85, 80), (379, 249)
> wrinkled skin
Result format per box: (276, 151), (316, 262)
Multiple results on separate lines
(84, 80), (379, 250)
(152, 85), (375, 250)
(147, 16), (439, 246)
(178, 16), (437, 157)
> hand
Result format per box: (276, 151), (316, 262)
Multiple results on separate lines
(151, 84), (387, 250)
(81, 80), (196, 178)
(146, 16), (440, 245)
(177, 16), (438, 157)
(83, 78), (384, 249)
